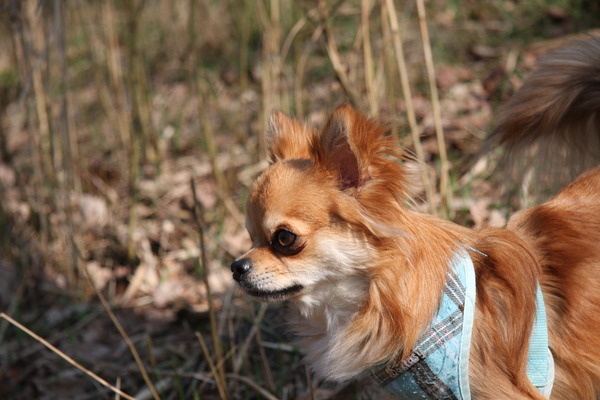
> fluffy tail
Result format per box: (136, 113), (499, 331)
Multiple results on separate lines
(486, 36), (600, 192)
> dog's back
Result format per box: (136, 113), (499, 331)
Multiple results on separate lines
(491, 37), (600, 399)
(507, 167), (600, 399)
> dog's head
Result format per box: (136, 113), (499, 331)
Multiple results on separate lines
(231, 105), (409, 305)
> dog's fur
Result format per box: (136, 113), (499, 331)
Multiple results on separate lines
(231, 37), (600, 399)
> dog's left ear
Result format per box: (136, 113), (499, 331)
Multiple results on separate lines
(315, 104), (366, 190)
(266, 110), (315, 162)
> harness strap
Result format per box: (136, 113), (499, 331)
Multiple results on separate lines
(528, 285), (555, 397)
(371, 249), (554, 399)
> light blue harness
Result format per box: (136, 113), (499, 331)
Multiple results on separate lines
(372, 249), (554, 399)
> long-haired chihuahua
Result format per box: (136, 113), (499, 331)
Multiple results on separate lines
(232, 37), (600, 399)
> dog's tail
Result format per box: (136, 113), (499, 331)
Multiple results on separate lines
(485, 36), (600, 192)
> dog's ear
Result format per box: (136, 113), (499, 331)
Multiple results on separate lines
(319, 104), (361, 189)
(315, 104), (368, 190)
(266, 110), (315, 162)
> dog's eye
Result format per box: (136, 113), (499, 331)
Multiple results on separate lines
(274, 229), (296, 248)
(272, 229), (302, 255)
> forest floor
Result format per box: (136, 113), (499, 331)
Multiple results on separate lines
(0, 1), (599, 399)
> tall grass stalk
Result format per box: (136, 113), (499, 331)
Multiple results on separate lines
(257, 0), (286, 159)
(196, 76), (230, 217)
(282, 8), (314, 118)
(25, 1), (55, 187)
(125, 0), (159, 167)
(104, 0), (132, 151)
(384, 0), (435, 212)
(416, 0), (450, 217)
(237, 2), (253, 91)
(18, 1), (51, 250)
(361, 0), (378, 115)
(123, 0), (147, 264)
(380, 1), (400, 137)
(54, 0), (81, 286)
(293, 22), (321, 118)
(318, 0), (362, 107)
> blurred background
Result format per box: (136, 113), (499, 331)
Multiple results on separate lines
(0, 0), (598, 399)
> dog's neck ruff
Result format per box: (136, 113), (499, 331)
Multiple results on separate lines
(372, 249), (554, 399)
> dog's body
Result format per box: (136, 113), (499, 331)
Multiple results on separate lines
(232, 37), (600, 399)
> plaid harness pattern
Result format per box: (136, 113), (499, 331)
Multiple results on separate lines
(372, 249), (554, 399)
(372, 250), (475, 399)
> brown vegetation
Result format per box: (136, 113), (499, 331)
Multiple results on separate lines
(0, 0), (598, 398)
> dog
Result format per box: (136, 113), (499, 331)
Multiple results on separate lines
(231, 37), (600, 399)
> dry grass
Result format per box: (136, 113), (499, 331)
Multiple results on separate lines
(0, 0), (598, 398)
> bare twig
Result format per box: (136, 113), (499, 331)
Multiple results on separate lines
(115, 377), (122, 400)
(306, 365), (316, 400)
(0, 313), (137, 400)
(190, 177), (227, 397)
(233, 303), (268, 373)
(255, 326), (276, 392)
(195, 332), (229, 400)
(225, 373), (279, 400)
(83, 264), (161, 400)
(0, 270), (29, 343)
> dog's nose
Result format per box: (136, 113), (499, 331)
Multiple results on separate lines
(231, 258), (252, 280)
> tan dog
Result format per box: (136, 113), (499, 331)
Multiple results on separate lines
(232, 37), (600, 399)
